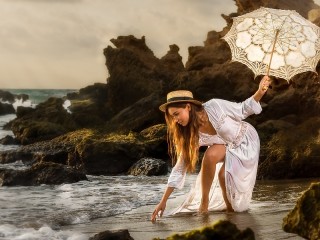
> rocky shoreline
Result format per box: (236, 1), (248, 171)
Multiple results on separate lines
(1, 0), (320, 184)
(0, 0), (319, 239)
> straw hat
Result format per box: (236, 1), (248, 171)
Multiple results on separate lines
(159, 90), (202, 112)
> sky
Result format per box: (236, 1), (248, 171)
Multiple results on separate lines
(0, 0), (319, 89)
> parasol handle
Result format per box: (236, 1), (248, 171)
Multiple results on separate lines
(263, 29), (280, 91)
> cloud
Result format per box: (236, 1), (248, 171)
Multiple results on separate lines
(6, 0), (83, 3)
(0, 0), (236, 89)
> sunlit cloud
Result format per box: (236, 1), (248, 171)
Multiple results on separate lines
(0, 0), (238, 89)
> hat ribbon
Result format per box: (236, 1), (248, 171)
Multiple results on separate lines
(168, 96), (193, 102)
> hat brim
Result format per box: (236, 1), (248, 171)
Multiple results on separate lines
(159, 99), (203, 112)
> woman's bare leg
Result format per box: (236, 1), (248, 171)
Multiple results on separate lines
(218, 162), (234, 212)
(199, 144), (226, 213)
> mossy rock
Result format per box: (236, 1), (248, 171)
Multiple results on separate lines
(283, 182), (320, 240)
(153, 220), (255, 240)
(0, 162), (87, 186)
(258, 117), (320, 179)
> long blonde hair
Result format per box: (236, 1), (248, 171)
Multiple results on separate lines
(165, 102), (203, 172)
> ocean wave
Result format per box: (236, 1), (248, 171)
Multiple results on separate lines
(0, 114), (18, 151)
(12, 98), (35, 111)
(0, 161), (29, 170)
(0, 114), (16, 128)
(63, 100), (72, 114)
(0, 224), (88, 240)
(2, 98), (71, 114)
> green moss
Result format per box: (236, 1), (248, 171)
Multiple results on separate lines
(51, 128), (96, 146)
(283, 182), (320, 240)
(266, 117), (320, 163)
(102, 131), (139, 143)
(140, 124), (167, 139)
(153, 220), (255, 240)
(70, 99), (94, 107)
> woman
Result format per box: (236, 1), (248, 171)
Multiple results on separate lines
(151, 76), (271, 222)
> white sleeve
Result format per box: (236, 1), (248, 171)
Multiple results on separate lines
(167, 156), (187, 190)
(206, 96), (262, 122)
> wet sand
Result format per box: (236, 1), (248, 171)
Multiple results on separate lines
(66, 200), (302, 240)
(80, 202), (303, 240)
(62, 179), (319, 240)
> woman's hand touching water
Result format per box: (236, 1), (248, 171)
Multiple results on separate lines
(151, 201), (166, 223)
(150, 187), (174, 223)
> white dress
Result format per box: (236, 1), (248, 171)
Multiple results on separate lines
(167, 96), (261, 214)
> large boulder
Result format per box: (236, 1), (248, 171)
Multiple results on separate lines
(0, 90), (28, 104)
(0, 90), (15, 103)
(0, 162), (87, 186)
(0, 102), (15, 115)
(89, 229), (134, 240)
(15, 106), (35, 118)
(68, 125), (168, 175)
(0, 126), (168, 176)
(0, 129), (86, 165)
(0, 135), (20, 145)
(0, 90), (29, 115)
(104, 35), (185, 114)
(258, 117), (320, 179)
(104, 35), (161, 114)
(158, 44), (185, 82)
(155, 220), (255, 240)
(72, 132), (145, 175)
(70, 127), (167, 175)
(128, 157), (168, 176)
(186, 31), (231, 71)
(0, 150), (34, 164)
(6, 97), (79, 144)
(105, 93), (164, 133)
(283, 182), (320, 240)
(256, 118), (296, 143)
(66, 83), (112, 127)
(139, 124), (168, 160)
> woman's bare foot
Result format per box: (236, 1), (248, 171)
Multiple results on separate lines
(199, 198), (209, 214)
(226, 204), (234, 212)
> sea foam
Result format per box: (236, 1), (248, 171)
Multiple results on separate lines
(11, 98), (35, 111)
(63, 100), (72, 113)
(0, 224), (88, 240)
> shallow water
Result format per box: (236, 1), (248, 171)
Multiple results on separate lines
(60, 177), (317, 240)
(0, 165), (317, 240)
(0, 114), (19, 152)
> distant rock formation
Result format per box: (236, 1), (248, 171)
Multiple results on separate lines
(128, 157), (168, 176)
(0, 90), (28, 115)
(5, 97), (79, 145)
(0, 90), (29, 104)
(0, 102), (15, 116)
